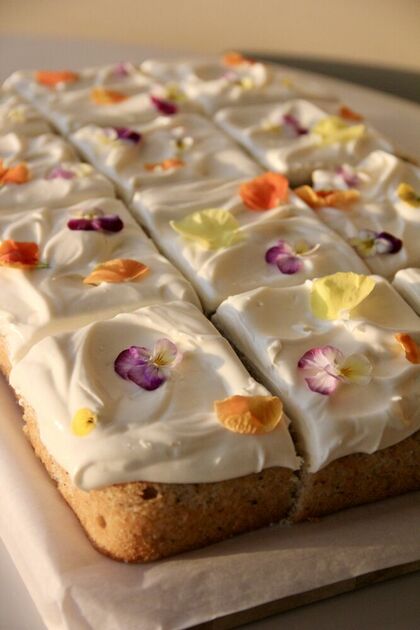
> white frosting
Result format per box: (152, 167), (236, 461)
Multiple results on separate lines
(0, 89), (51, 136)
(0, 197), (200, 364)
(214, 277), (420, 472)
(141, 57), (336, 114)
(0, 132), (78, 177)
(312, 151), (420, 278)
(215, 100), (394, 184)
(9, 302), (300, 489)
(71, 115), (261, 202)
(0, 161), (115, 210)
(132, 178), (368, 311)
(393, 268), (420, 315)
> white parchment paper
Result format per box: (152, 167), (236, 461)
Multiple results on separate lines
(1, 375), (419, 630)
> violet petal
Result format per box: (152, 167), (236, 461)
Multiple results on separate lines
(282, 114), (308, 136)
(265, 241), (293, 264)
(91, 214), (124, 233)
(46, 166), (76, 180)
(114, 346), (150, 380)
(114, 127), (142, 144)
(304, 372), (340, 395)
(127, 363), (166, 391)
(375, 231), (403, 254)
(276, 254), (303, 274)
(150, 95), (178, 116)
(67, 218), (95, 231)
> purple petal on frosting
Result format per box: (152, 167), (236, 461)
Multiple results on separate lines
(113, 62), (131, 77)
(304, 372), (340, 395)
(150, 95), (178, 116)
(91, 214), (124, 233)
(297, 345), (343, 395)
(67, 218), (95, 231)
(114, 346), (150, 380)
(276, 254), (303, 274)
(265, 240), (293, 263)
(46, 166), (76, 180)
(336, 165), (359, 188)
(127, 362), (166, 391)
(114, 127), (142, 144)
(375, 231), (403, 254)
(282, 114), (308, 136)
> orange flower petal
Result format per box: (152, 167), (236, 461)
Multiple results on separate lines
(90, 87), (128, 105)
(83, 259), (149, 285)
(144, 158), (185, 172)
(339, 105), (364, 122)
(239, 172), (289, 211)
(395, 333), (420, 364)
(0, 160), (30, 185)
(0, 240), (40, 268)
(294, 185), (360, 209)
(222, 51), (254, 66)
(35, 70), (79, 87)
(214, 395), (283, 435)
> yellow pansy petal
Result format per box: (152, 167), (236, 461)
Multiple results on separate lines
(214, 395), (283, 435)
(170, 208), (245, 250)
(71, 408), (97, 436)
(310, 272), (376, 320)
(312, 116), (366, 145)
(339, 353), (372, 383)
(397, 183), (420, 208)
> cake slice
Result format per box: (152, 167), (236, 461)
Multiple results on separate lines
(393, 268), (420, 315)
(132, 173), (368, 312)
(0, 197), (200, 370)
(215, 100), (393, 184)
(9, 301), (300, 562)
(214, 272), (420, 519)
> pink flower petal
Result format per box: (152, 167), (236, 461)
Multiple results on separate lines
(91, 214), (124, 233)
(46, 166), (76, 180)
(298, 345), (343, 395)
(127, 363), (167, 391)
(67, 218), (95, 231)
(150, 95), (178, 116)
(304, 372), (340, 396)
(114, 346), (150, 380)
(276, 254), (303, 274)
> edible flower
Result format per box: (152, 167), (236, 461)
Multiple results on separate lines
(144, 157), (185, 172)
(310, 272), (376, 321)
(71, 408), (97, 436)
(114, 127), (142, 144)
(339, 105), (364, 121)
(395, 333), (420, 364)
(112, 62), (133, 77)
(83, 259), (149, 285)
(90, 87), (128, 105)
(214, 395), (283, 434)
(0, 160), (30, 186)
(164, 84), (187, 103)
(170, 127), (194, 153)
(170, 208), (245, 250)
(335, 164), (361, 188)
(294, 185), (360, 209)
(150, 94), (178, 115)
(312, 116), (366, 145)
(282, 114), (308, 136)
(265, 239), (319, 274)
(298, 345), (372, 395)
(115, 338), (182, 391)
(239, 172), (289, 211)
(46, 165), (76, 180)
(35, 70), (79, 87)
(349, 230), (402, 257)
(0, 240), (47, 269)
(68, 209), (123, 233)
(397, 183), (420, 208)
(222, 51), (254, 66)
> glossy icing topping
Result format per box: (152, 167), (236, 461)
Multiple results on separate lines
(214, 275), (420, 471)
(0, 88), (51, 136)
(9, 302), (300, 489)
(393, 268), (420, 315)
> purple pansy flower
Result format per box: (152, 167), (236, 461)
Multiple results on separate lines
(265, 239), (320, 274)
(150, 95), (178, 116)
(114, 127), (142, 144)
(114, 338), (182, 391)
(282, 114), (308, 136)
(298, 345), (372, 395)
(335, 164), (360, 188)
(349, 230), (402, 257)
(46, 166), (76, 180)
(67, 209), (123, 233)
(113, 62), (132, 78)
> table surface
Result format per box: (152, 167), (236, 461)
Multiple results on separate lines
(0, 35), (419, 630)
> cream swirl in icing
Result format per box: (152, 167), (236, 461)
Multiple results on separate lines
(393, 268), (420, 315)
(9, 302), (300, 489)
(0, 88), (51, 136)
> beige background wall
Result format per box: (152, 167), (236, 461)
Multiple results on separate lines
(0, 0), (419, 71)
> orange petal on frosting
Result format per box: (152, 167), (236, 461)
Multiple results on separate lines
(294, 185), (360, 209)
(222, 51), (254, 66)
(0, 240), (40, 268)
(90, 87), (128, 105)
(239, 172), (289, 211)
(395, 333), (420, 364)
(35, 70), (79, 87)
(83, 259), (149, 285)
(0, 160), (30, 185)
(144, 158), (185, 172)
(214, 395), (283, 435)
(339, 105), (364, 121)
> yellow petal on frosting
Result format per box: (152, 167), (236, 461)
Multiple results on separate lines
(312, 116), (366, 145)
(170, 208), (245, 250)
(310, 272), (376, 321)
(71, 408), (97, 436)
(214, 395), (283, 435)
(397, 183), (420, 208)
